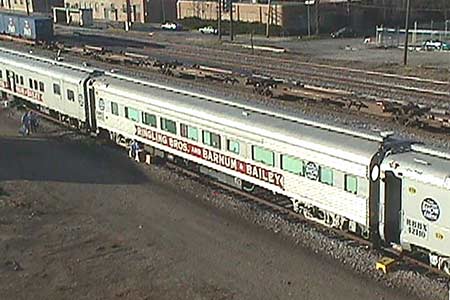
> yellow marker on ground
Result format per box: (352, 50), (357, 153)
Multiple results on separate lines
(376, 257), (396, 274)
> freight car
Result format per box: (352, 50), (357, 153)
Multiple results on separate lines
(0, 47), (448, 275)
(0, 12), (53, 41)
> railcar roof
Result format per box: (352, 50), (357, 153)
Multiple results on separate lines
(96, 75), (381, 165)
(0, 47), (91, 84)
(384, 150), (450, 189)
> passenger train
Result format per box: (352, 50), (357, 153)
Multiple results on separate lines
(0, 47), (448, 274)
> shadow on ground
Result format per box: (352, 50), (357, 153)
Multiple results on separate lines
(0, 136), (147, 184)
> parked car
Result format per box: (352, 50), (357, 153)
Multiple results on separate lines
(422, 40), (450, 51)
(160, 22), (182, 31)
(330, 27), (355, 38)
(198, 26), (218, 35)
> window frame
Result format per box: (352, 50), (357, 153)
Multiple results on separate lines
(252, 145), (275, 167)
(226, 139), (240, 155)
(53, 83), (61, 95)
(161, 117), (177, 135)
(124, 106), (140, 122)
(67, 89), (75, 101)
(202, 130), (221, 149)
(281, 155), (305, 176)
(39, 81), (45, 92)
(345, 175), (358, 195)
(142, 112), (157, 127)
(319, 166), (334, 186)
(111, 101), (119, 116)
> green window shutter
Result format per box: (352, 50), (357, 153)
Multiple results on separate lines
(187, 126), (198, 141)
(282, 155), (304, 175)
(345, 175), (358, 194)
(320, 167), (333, 186)
(203, 131), (211, 146)
(125, 107), (140, 122)
(227, 140), (240, 154)
(253, 146), (274, 166)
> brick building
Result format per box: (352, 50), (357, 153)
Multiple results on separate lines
(62, 0), (176, 23)
(0, 0), (63, 14)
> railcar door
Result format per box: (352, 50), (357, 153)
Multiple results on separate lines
(384, 171), (402, 244)
(5, 69), (15, 92)
(87, 85), (97, 132)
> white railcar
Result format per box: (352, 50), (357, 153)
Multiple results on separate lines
(93, 75), (382, 235)
(0, 47), (92, 127)
(381, 145), (450, 273)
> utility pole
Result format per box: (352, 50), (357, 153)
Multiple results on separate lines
(125, 0), (131, 31)
(230, 0), (234, 41)
(266, 0), (271, 38)
(305, 1), (315, 37)
(25, 0), (30, 15)
(160, 0), (166, 23)
(315, 0), (320, 35)
(218, 0), (222, 40)
(403, 0), (411, 65)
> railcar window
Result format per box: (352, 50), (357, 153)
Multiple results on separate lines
(203, 130), (221, 149)
(345, 175), (358, 194)
(111, 102), (119, 116)
(33, 80), (38, 90)
(20, 76), (24, 85)
(252, 146), (274, 167)
(39, 82), (45, 92)
(181, 124), (198, 141)
(15, 75), (19, 83)
(320, 167), (334, 186)
(53, 83), (61, 95)
(281, 155), (305, 176)
(227, 139), (240, 155)
(142, 112), (157, 127)
(125, 107), (140, 122)
(67, 89), (75, 101)
(0, 71), (2, 79)
(161, 118), (177, 134)
(29, 79), (33, 89)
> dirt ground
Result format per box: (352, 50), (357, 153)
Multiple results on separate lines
(0, 107), (421, 300)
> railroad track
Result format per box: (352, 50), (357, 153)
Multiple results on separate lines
(57, 29), (450, 106)
(164, 161), (450, 281)
(10, 94), (450, 283)
(146, 45), (450, 108)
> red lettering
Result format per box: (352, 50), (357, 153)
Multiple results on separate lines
(135, 125), (284, 189)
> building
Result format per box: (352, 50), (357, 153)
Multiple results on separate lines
(0, 0), (63, 14)
(177, 0), (359, 34)
(177, 1), (304, 32)
(62, 0), (176, 23)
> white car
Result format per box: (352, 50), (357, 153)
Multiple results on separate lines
(161, 22), (181, 31)
(198, 26), (218, 35)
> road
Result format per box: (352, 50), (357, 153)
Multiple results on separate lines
(0, 107), (418, 299)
